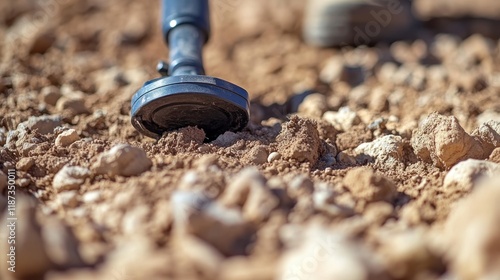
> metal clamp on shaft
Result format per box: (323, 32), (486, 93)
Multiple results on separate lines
(131, 0), (250, 140)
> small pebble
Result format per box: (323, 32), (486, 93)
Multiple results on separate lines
(56, 97), (89, 115)
(55, 129), (79, 147)
(57, 191), (79, 208)
(16, 157), (35, 172)
(53, 165), (91, 192)
(41, 86), (62, 106)
(92, 144), (152, 177)
(82, 190), (102, 204)
(267, 152), (281, 163)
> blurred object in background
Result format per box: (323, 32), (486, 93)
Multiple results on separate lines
(303, 0), (417, 47)
(415, 0), (500, 20)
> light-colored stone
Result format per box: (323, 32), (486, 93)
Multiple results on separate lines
(55, 129), (79, 147)
(53, 165), (91, 192)
(172, 190), (252, 256)
(411, 113), (484, 169)
(57, 191), (79, 208)
(82, 190), (102, 204)
(444, 176), (500, 279)
(443, 159), (500, 192)
(323, 107), (361, 131)
(279, 225), (385, 280)
(221, 168), (279, 223)
(298, 93), (328, 118)
(248, 146), (268, 165)
(92, 144), (152, 177)
(16, 157), (35, 172)
(17, 115), (62, 135)
(344, 167), (396, 203)
(212, 131), (239, 147)
(56, 97), (89, 115)
(267, 152), (281, 163)
(354, 135), (405, 169)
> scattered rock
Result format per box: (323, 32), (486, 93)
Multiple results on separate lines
(343, 167), (396, 203)
(16, 157), (35, 171)
(53, 165), (91, 192)
(323, 107), (361, 131)
(92, 144), (152, 177)
(354, 135), (405, 169)
(41, 217), (84, 268)
(489, 147), (500, 163)
(212, 131), (239, 147)
(471, 120), (500, 157)
(171, 190), (253, 256)
(221, 168), (279, 222)
(378, 228), (443, 279)
(279, 226), (385, 280)
(247, 146), (268, 165)
(411, 113), (484, 169)
(287, 175), (314, 199)
(443, 159), (500, 192)
(55, 129), (79, 147)
(276, 116), (321, 164)
(17, 115), (62, 135)
(443, 176), (500, 279)
(56, 97), (89, 115)
(176, 126), (206, 145)
(82, 190), (102, 204)
(476, 110), (500, 127)
(57, 191), (79, 208)
(267, 152), (281, 163)
(41, 86), (62, 106)
(298, 93), (328, 118)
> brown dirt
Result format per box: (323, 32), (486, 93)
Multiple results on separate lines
(1, 0), (500, 280)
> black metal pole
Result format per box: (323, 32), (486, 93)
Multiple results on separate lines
(162, 0), (210, 76)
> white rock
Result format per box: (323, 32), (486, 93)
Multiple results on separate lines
(92, 144), (152, 177)
(354, 135), (405, 169)
(53, 165), (91, 192)
(267, 152), (281, 163)
(57, 191), (79, 208)
(82, 190), (102, 204)
(298, 93), (328, 118)
(443, 159), (500, 192)
(17, 115), (62, 135)
(323, 107), (361, 131)
(279, 225), (385, 280)
(212, 131), (239, 147)
(444, 176), (500, 279)
(171, 190), (252, 256)
(221, 167), (279, 222)
(55, 129), (79, 147)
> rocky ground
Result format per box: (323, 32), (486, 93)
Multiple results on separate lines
(1, 0), (500, 280)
